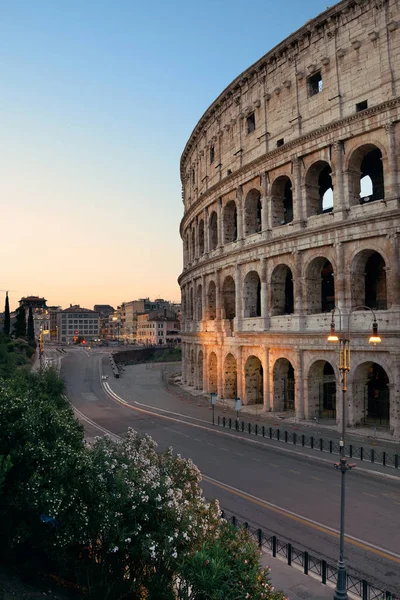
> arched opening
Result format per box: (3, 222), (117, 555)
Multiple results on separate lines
(351, 250), (387, 310)
(222, 276), (236, 320)
(191, 227), (196, 260)
(305, 257), (335, 314)
(271, 265), (294, 316)
(189, 287), (194, 320)
(208, 352), (218, 394)
(273, 358), (295, 412)
(198, 219), (205, 255)
(305, 161), (333, 216)
(209, 211), (218, 250)
(207, 281), (216, 320)
(308, 361), (336, 420)
(245, 356), (263, 405)
(190, 348), (195, 386)
(223, 200), (237, 243)
(197, 284), (203, 321)
(197, 350), (204, 390)
(185, 234), (190, 264)
(271, 176), (293, 226)
(224, 353), (237, 399)
(244, 189), (262, 235)
(352, 362), (390, 428)
(348, 144), (384, 205)
(243, 271), (261, 317)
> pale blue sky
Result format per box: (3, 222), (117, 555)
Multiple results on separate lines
(0, 0), (329, 311)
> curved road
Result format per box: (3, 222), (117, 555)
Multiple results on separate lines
(59, 348), (400, 594)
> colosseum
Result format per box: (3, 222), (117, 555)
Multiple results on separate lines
(178, 0), (400, 437)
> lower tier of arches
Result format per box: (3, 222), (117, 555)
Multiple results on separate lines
(181, 339), (400, 437)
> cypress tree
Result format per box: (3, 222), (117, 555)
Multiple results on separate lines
(27, 306), (35, 345)
(13, 305), (26, 339)
(3, 292), (10, 335)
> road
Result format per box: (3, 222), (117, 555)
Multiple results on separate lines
(59, 347), (400, 594)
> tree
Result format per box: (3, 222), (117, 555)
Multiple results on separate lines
(3, 292), (10, 335)
(27, 307), (36, 346)
(12, 305), (26, 339)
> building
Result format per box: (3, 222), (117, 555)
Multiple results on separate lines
(94, 305), (115, 341)
(19, 296), (50, 341)
(179, 0), (400, 436)
(120, 298), (180, 344)
(136, 309), (181, 346)
(48, 306), (62, 341)
(58, 305), (100, 344)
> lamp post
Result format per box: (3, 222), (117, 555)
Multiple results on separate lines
(327, 305), (381, 600)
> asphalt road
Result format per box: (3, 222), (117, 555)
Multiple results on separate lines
(59, 348), (400, 594)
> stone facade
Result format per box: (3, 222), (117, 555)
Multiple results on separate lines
(178, 0), (400, 436)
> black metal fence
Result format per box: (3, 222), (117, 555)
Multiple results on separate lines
(221, 508), (399, 600)
(217, 416), (400, 470)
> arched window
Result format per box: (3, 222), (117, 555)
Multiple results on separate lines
(271, 176), (293, 226)
(352, 362), (389, 428)
(208, 352), (218, 393)
(196, 284), (203, 321)
(348, 144), (384, 206)
(224, 353), (237, 399)
(222, 276), (236, 320)
(351, 250), (387, 310)
(207, 281), (216, 320)
(245, 356), (263, 405)
(244, 189), (262, 235)
(305, 257), (335, 314)
(307, 360), (336, 419)
(273, 358), (295, 412)
(243, 271), (261, 317)
(305, 161), (333, 216)
(198, 219), (205, 255)
(223, 201), (237, 243)
(271, 265), (294, 315)
(209, 211), (218, 250)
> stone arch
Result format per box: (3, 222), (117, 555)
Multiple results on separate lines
(198, 219), (205, 255)
(209, 211), (218, 250)
(350, 250), (387, 310)
(304, 256), (335, 314)
(245, 355), (263, 405)
(273, 358), (295, 412)
(352, 362), (390, 428)
(270, 175), (293, 227)
(347, 143), (385, 206)
(243, 270), (261, 317)
(305, 160), (333, 216)
(197, 350), (204, 389)
(224, 353), (237, 399)
(270, 264), (294, 316)
(208, 351), (218, 393)
(223, 200), (237, 243)
(244, 189), (262, 235)
(207, 281), (217, 319)
(196, 284), (203, 321)
(222, 276), (236, 320)
(307, 360), (336, 419)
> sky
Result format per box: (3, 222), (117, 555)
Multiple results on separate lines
(0, 0), (329, 312)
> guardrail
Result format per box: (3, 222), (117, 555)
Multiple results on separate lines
(109, 354), (120, 378)
(217, 416), (399, 470)
(221, 508), (399, 600)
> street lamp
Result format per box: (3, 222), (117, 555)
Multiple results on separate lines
(327, 305), (381, 600)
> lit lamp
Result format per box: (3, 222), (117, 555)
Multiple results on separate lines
(327, 306), (381, 600)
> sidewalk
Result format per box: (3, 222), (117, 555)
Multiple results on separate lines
(262, 554), (334, 600)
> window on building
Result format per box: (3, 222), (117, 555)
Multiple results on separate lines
(210, 145), (215, 164)
(356, 100), (368, 112)
(192, 169), (195, 185)
(277, 138), (284, 147)
(308, 71), (323, 96)
(246, 112), (256, 134)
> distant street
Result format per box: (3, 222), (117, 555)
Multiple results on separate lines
(59, 347), (400, 594)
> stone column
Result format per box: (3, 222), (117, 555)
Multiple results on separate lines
(201, 275), (207, 320)
(333, 141), (346, 219)
(390, 354), (400, 437)
(295, 349), (305, 420)
(293, 250), (305, 328)
(204, 208), (210, 255)
(236, 185), (244, 242)
(292, 156), (304, 225)
(203, 347), (209, 394)
(384, 123), (398, 200)
(237, 345), (244, 401)
(388, 232), (400, 307)
(217, 345), (224, 399)
(263, 346), (271, 411)
(215, 269), (222, 323)
(261, 257), (270, 329)
(193, 220), (198, 261)
(260, 171), (270, 240)
(334, 242), (346, 311)
(217, 197), (223, 249)
(234, 263), (242, 332)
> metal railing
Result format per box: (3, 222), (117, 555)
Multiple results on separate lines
(221, 508), (399, 600)
(217, 416), (400, 470)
